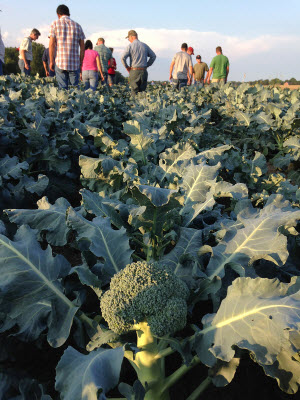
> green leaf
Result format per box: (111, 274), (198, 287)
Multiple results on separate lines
(123, 120), (156, 164)
(0, 155), (28, 179)
(56, 346), (124, 400)
(67, 208), (133, 277)
(0, 226), (78, 347)
(195, 277), (300, 394)
(6, 197), (71, 246)
(207, 195), (300, 279)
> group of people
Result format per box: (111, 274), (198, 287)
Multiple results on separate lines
(1, 3), (230, 95)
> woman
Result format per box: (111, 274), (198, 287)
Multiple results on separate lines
(107, 47), (117, 87)
(81, 40), (104, 91)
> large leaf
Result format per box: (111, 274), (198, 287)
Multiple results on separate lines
(6, 197), (71, 246)
(0, 226), (78, 347)
(162, 227), (202, 278)
(123, 120), (156, 164)
(0, 155), (28, 179)
(67, 208), (133, 277)
(56, 346), (124, 400)
(195, 277), (300, 394)
(206, 195), (300, 279)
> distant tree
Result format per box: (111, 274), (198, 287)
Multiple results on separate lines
(31, 42), (45, 77)
(270, 78), (283, 86)
(288, 77), (299, 85)
(115, 71), (126, 84)
(4, 47), (19, 75)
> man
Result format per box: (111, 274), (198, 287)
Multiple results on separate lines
(193, 55), (209, 88)
(207, 46), (229, 84)
(49, 4), (85, 89)
(121, 30), (156, 95)
(0, 31), (5, 76)
(94, 38), (112, 86)
(169, 43), (193, 90)
(18, 29), (41, 76)
(42, 37), (56, 77)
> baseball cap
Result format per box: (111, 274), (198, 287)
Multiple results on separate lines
(126, 30), (138, 38)
(188, 47), (194, 55)
(196, 55), (201, 59)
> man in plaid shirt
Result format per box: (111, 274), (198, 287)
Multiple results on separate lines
(49, 4), (85, 89)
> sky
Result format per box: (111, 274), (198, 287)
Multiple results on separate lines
(1, 0), (299, 82)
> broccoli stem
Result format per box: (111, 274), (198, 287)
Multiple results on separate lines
(130, 322), (170, 400)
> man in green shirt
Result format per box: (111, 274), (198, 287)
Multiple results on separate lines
(193, 55), (209, 88)
(207, 46), (229, 84)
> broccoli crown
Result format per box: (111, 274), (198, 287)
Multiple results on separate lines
(100, 261), (189, 336)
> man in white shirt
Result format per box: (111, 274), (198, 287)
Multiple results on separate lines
(18, 28), (41, 76)
(169, 43), (193, 90)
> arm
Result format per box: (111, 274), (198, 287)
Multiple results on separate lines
(20, 49), (29, 70)
(43, 61), (49, 76)
(188, 65), (193, 85)
(169, 60), (175, 80)
(146, 46), (156, 68)
(203, 65), (209, 83)
(79, 39), (85, 70)
(225, 65), (229, 83)
(206, 67), (213, 84)
(49, 37), (56, 72)
(121, 46), (131, 73)
(96, 55), (104, 81)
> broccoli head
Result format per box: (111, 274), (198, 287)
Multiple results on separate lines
(100, 261), (189, 337)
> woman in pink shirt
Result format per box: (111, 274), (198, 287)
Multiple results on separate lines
(81, 40), (104, 91)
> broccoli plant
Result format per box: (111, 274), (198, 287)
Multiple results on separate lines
(100, 261), (200, 400)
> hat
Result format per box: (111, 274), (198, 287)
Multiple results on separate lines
(188, 47), (194, 55)
(196, 55), (201, 59)
(126, 30), (138, 38)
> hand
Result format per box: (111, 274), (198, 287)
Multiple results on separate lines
(25, 63), (29, 70)
(169, 74), (172, 80)
(45, 70), (50, 77)
(50, 62), (55, 72)
(207, 79), (210, 85)
(101, 74), (104, 81)
(126, 67), (131, 73)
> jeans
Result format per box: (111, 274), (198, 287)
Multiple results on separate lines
(0, 60), (3, 76)
(129, 69), (148, 95)
(18, 59), (31, 76)
(172, 78), (187, 90)
(82, 70), (98, 91)
(55, 66), (80, 89)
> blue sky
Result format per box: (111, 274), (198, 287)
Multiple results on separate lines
(1, 0), (299, 81)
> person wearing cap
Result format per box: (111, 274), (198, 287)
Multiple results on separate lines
(18, 28), (41, 76)
(49, 4), (85, 89)
(42, 37), (56, 77)
(193, 55), (209, 88)
(207, 46), (229, 84)
(121, 30), (156, 95)
(169, 43), (193, 90)
(94, 38), (112, 86)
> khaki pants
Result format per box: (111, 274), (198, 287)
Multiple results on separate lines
(212, 78), (226, 83)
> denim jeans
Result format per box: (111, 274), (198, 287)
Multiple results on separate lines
(18, 59), (31, 76)
(172, 78), (187, 90)
(82, 70), (98, 91)
(55, 66), (80, 89)
(99, 71), (108, 86)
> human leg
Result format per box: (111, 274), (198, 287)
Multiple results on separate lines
(82, 70), (90, 90)
(89, 70), (98, 91)
(129, 70), (141, 95)
(18, 59), (31, 76)
(178, 79), (188, 90)
(68, 69), (80, 87)
(139, 70), (148, 92)
(55, 66), (69, 89)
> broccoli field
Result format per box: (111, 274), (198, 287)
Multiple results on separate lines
(0, 75), (300, 400)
